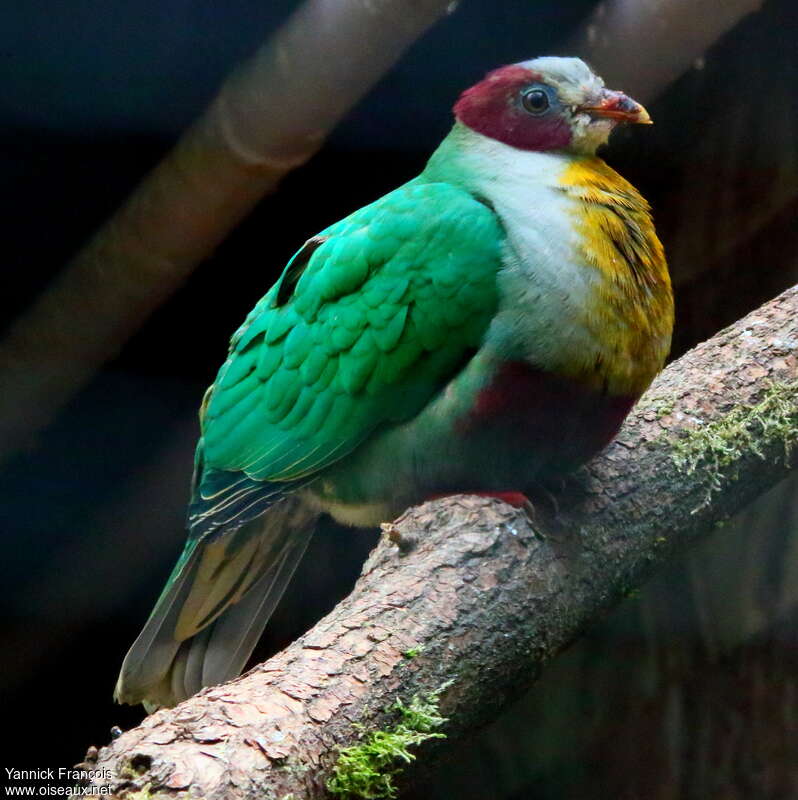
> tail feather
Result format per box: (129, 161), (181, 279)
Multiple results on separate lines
(113, 543), (205, 701)
(114, 497), (317, 709)
(175, 532), (262, 639)
(182, 625), (212, 702)
(199, 537), (311, 684)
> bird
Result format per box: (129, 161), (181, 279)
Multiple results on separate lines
(115, 56), (674, 710)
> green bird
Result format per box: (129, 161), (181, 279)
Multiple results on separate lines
(115, 57), (673, 709)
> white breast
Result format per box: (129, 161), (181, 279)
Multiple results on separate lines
(447, 130), (604, 371)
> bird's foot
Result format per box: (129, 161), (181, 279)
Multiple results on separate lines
(526, 484), (561, 518)
(425, 490), (531, 508)
(469, 491), (541, 521)
(469, 491), (532, 508)
(425, 491), (538, 523)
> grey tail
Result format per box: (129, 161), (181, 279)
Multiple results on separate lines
(114, 496), (317, 710)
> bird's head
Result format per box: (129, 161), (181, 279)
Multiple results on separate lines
(453, 56), (650, 156)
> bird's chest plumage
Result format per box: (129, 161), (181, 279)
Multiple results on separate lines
(480, 152), (673, 398)
(447, 154), (672, 477)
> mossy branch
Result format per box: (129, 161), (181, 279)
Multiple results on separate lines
(671, 379), (798, 511)
(75, 285), (797, 799)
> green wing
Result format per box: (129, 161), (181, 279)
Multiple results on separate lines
(201, 180), (503, 491)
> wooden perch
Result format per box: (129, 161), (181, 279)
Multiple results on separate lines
(0, 0), (456, 460)
(75, 286), (797, 799)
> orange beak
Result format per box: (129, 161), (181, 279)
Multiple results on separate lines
(579, 89), (652, 125)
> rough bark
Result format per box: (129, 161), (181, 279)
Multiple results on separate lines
(0, 0), (456, 460)
(74, 286), (797, 799)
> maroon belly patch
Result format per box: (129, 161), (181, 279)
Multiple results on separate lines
(459, 361), (636, 474)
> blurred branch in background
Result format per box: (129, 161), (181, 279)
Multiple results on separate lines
(0, 0), (456, 461)
(78, 285), (797, 800)
(570, 0), (763, 102)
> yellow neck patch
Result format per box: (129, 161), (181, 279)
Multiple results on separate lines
(559, 157), (674, 397)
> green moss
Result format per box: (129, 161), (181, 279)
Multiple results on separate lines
(402, 647), (423, 659)
(652, 398), (675, 419)
(326, 690), (448, 799)
(671, 380), (798, 509)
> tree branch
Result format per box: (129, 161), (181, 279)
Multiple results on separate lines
(0, 0), (456, 460)
(75, 285), (798, 799)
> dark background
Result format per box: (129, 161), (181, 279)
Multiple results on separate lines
(2, 1), (797, 797)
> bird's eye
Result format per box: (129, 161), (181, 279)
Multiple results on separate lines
(521, 88), (550, 115)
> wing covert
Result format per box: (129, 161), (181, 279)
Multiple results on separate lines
(200, 181), (504, 488)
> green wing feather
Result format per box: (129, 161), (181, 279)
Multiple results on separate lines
(201, 180), (503, 487)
